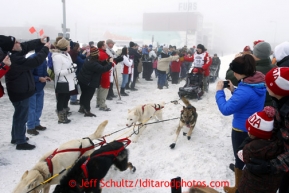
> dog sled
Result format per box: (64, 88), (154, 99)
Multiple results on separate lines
(209, 62), (220, 82)
(178, 67), (204, 100)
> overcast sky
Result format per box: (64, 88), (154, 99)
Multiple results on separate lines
(1, 0), (289, 53)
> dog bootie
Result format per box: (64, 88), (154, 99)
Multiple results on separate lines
(223, 167), (242, 193)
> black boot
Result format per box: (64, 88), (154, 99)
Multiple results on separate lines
(108, 83), (117, 98)
(78, 105), (85, 114)
(84, 109), (96, 117)
(120, 88), (129, 96)
(130, 79), (138, 91)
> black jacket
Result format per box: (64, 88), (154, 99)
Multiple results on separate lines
(129, 47), (141, 64)
(5, 39), (49, 102)
(277, 55), (289, 67)
(77, 58), (112, 88)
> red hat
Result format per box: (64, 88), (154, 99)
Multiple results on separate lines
(253, 40), (264, 46)
(265, 67), (289, 96)
(243, 46), (251, 52)
(192, 68), (199, 73)
(246, 106), (275, 139)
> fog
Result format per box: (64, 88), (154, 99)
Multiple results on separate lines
(1, 0), (289, 54)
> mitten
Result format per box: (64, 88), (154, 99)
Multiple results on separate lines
(237, 150), (243, 162)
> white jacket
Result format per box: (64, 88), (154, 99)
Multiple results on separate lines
(52, 50), (75, 91)
(119, 55), (133, 74)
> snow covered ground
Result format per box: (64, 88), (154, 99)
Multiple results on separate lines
(0, 54), (237, 193)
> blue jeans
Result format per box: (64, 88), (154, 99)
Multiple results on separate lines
(27, 90), (44, 130)
(121, 74), (129, 88)
(231, 129), (249, 169)
(157, 71), (166, 88)
(11, 98), (29, 144)
(70, 94), (77, 102)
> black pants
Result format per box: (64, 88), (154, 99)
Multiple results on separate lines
(171, 72), (179, 84)
(57, 93), (70, 111)
(79, 81), (96, 111)
(107, 82), (115, 97)
(232, 129), (249, 169)
(143, 61), (153, 80)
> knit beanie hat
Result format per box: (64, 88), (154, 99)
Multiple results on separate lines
(0, 35), (16, 52)
(265, 67), (289, 96)
(197, 44), (205, 51)
(129, 41), (135, 48)
(90, 46), (99, 57)
(253, 40), (264, 46)
(253, 42), (271, 59)
(56, 38), (69, 50)
(246, 106), (275, 139)
(89, 41), (94, 47)
(243, 46), (251, 52)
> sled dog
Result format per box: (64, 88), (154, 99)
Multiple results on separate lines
(13, 120), (108, 193)
(170, 97), (198, 149)
(126, 102), (164, 141)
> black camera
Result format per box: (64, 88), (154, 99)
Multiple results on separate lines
(171, 177), (182, 193)
(223, 81), (230, 88)
(7, 51), (12, 56)
(44, 37), (50, 43)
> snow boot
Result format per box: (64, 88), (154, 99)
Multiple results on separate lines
(78, 105), (85, 114)
(120, 88), (129, 96)
(223, 167), (243, 193)
(63, 107), (72, 116)
(84, 109), (96, 117)
(58, 110), (71, 124)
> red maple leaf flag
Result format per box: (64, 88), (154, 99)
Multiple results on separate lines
(39, 29), (44, 37)
(29, 27), (36, 34)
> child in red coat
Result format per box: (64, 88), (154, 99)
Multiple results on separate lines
(170, 51), (181, 84)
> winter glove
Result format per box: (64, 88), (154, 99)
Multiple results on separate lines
(246, 158), (276, 175)
(115, 55), (123, 63)
(71, 63), (77, 69)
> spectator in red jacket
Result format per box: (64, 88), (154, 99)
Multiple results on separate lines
(184, 44), (212, 92)
(0, 54), (11, 98)
(170, 51), (181, 84)
(96, 41), (112, 111)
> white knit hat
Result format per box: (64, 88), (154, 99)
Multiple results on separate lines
(265, 67), (289, 96)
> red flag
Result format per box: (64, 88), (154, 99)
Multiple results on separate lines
(29, 27), (36, 34)
(39, 29), (44, 36)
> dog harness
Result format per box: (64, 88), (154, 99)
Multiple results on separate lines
(141, 104), (164, 114)
(45, 137), (101, 182)
(81, 138), (131, 180)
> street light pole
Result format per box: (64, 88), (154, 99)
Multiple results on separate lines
(270, 21), (277, 47)
(62, 0), (67, 37)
